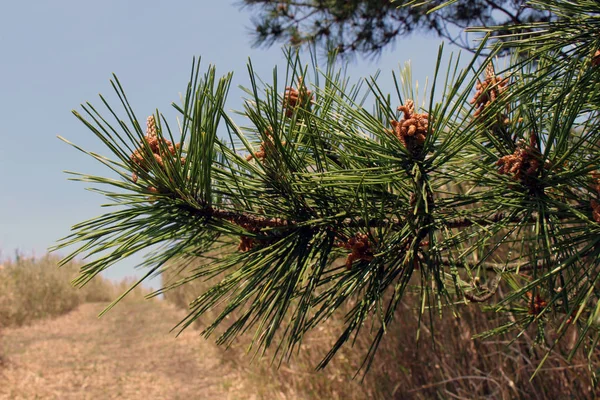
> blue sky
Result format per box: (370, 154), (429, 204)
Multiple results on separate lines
(0, 1), (464, 288)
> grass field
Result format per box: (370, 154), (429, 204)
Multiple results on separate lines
(162, 257), (600, 399)
(0, 254), (116, 328)
(0, 300), (253, 399)
(1, 253), (598, 398)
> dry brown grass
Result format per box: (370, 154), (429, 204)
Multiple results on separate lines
(0, 253), (153, 373)
(0, 254), (153, 329)
(0, 300), (253, 399)
(0, 254), (260, 399)
(0, 254), (114, 328)
(2, 253), (595, 398)
(162, 258), (600, 400)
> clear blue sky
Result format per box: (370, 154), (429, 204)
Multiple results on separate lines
(0, 1), (463, 288)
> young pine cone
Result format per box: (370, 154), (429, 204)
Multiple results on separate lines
(238, 236), (255, 252)
(338, 233), (374, 270)
(526, 292), (548, 316)
(593, 49), (600, 67)
(283, 77), (313, 118)
(388, 99), (429, 154)
(591, 171), (600, 194)
(246, 127), (286, 163)
(130, 115), (184, 183)
(591, 200), (600, 223)
(589, 172), (600, 223)
(471, 64), (509, 119)
(496, 136), (545, 184)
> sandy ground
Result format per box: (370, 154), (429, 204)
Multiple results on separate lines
(0, 300), (255, 400)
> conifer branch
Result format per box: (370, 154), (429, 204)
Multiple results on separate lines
(54, 4), (600, 375)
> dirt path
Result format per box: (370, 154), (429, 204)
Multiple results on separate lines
(0, 300), (254, 400)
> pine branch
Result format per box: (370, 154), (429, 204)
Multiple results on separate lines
(54, 8), (600, 376)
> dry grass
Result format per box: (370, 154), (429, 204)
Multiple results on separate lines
(0, 254), (149, 329)
(162, 259), (600, 400)
(0, 254), (258, 399)
(0, 254), (109, 328)
(0, 301), (252, 399)
(2, 253), (595, 398)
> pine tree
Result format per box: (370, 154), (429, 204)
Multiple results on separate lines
(242, 0), (553, 55)
(54, 0), (600, 380)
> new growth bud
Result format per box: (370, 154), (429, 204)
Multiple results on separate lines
(496, 135), (545, 185)
(130, 115), (185, 183)
(337, 233), (374, 270)
(283, 76), (313, 118)
(470, 63), (509, 119)
(590, 172), (600, 223)
(388, 99), (430, 155)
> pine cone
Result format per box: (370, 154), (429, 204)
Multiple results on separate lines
(388, 99), (429, 154)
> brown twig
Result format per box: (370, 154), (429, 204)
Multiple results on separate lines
(464, 268), (504, 303)
(183, 205), (569, 236)
(439, 257), (546, 273)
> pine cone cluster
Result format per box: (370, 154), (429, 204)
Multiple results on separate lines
(283, 76), (313, 117)
(130, 115), (184, 183)
(590, 172), (600, 223)
(593, 49), (600, 67)
(246, 140), (269, 162)
(388, 99), (429, 153)
(526, 292), (548, 315)
(591, 200), (600, 223)
(233, 218), (261, 252)
(238, 236), (255, 252)
(496, 136), (544, 183)
(592, 172), (600, 193)
(338, 233), (374, 269)
(246, 127), (283, 162)
(470, 64), (509, 119)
